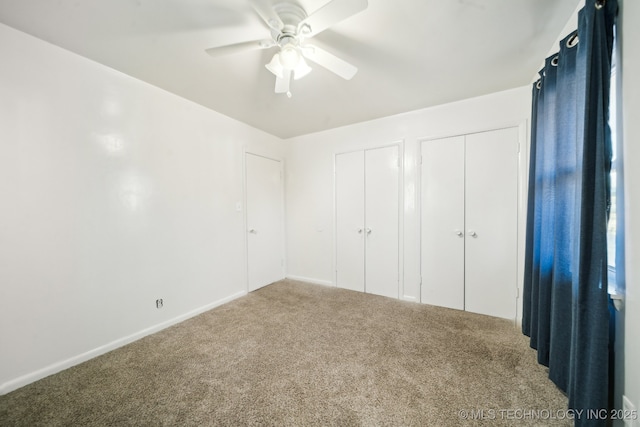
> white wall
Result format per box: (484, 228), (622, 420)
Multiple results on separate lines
(620, 0), (640, 418)
(284, 87), (531, 308)
(0, 23), (284, 394)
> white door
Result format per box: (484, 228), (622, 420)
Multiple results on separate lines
(420, 128), (519, 319)
(245, 153), (284, 292)
(364, 145), (400, 298)
(421, 136), (465, 309)
(464, 128), (519, 319)
(335, 151), (365, 292)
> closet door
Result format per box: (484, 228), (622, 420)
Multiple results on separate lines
(335, 151), (365, 292)
(420, 127), (519, 319)
(365, 145), (400, 298)
(464, 128), (519, 319)
(421, 136), (465, 309)
(245, 153), (284, 292)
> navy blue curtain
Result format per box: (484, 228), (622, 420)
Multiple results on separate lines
(522, 0), (617, 424)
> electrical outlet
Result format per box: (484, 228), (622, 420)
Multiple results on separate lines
(622, 395), (637, 427)
(156, 299), (163, 309)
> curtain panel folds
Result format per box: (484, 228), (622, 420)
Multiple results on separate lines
(522, 0), (617, 424)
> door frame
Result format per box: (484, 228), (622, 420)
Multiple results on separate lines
(243, 149), (286, 292)
(332, 141), (405, 298)
(418, 121), (528, 321)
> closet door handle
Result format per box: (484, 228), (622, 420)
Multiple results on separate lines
(249, 229), (257, 234)
(357, 228), (364, 234)
(366, 228), (372, 235)
(468, 230), (477, 238)
(455, 230), (463, 237)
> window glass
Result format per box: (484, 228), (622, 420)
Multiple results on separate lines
(607, 27), (619, 294)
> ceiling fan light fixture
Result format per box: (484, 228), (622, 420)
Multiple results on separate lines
(206, 0), (368, 96)
(266, 53), (284, 79)
(279, 45), (301, 69)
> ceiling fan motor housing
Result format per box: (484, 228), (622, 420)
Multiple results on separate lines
(272, 2), (308, 42)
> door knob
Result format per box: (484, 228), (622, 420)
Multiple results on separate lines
(366, 228), (372, 235)
(455, 230), (463, 237)
(468, 230), (477, 238)
(249, 229), (257, 234)
(357, 228), (363, 234)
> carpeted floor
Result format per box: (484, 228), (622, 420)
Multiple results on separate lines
(0, 279), (569, 426)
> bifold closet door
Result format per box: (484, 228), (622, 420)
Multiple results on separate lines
(365, 145), (400, 299)
(464, 128), (518, 319)
(420, 128), (519, 319)
(421, 136), (465, 310)
(335, 151), (365, 292)
(335, 146), (399, 298)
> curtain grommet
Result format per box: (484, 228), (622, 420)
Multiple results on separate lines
(595, 0), (605, 10)
(536, 80), (542, 90)
(567, 32), (579, 48)
(551, 56), (559, 66)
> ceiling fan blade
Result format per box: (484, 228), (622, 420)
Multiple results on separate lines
(205, 39), (275, 58)
(299, 0), (368, 37)
(249, 0), (284, 30)
(301, 45), (357, 80)
(275, 69), (292, 94)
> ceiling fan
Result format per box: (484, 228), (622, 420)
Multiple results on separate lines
(205, 0), (368, 97)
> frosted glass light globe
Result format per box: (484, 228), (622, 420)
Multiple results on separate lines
(279, 46), (300, 69)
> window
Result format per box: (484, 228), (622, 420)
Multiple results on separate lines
(607, 27), (619, 293)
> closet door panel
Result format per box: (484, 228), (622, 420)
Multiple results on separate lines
(420, 136), (465, 309)
(246, 153), (284, 292)
(335, 151), (365, 292)
(464, 128), (519, 319)
(364, 145), (400, 299)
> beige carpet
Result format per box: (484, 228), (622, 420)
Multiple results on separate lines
(0, 279), (569, 426)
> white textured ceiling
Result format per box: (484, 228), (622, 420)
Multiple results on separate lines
(0, 0), (579, 139)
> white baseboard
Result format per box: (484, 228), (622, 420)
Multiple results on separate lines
(0, 290), (247, 396)
(285, 275), (334, 287)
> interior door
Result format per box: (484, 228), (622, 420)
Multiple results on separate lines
(421, 136), (466, 309)
(364, 145), (400, 299)
(335, 151), (366, 292)
(245, 153), (284, 292)
(464, 128), (519, 319)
